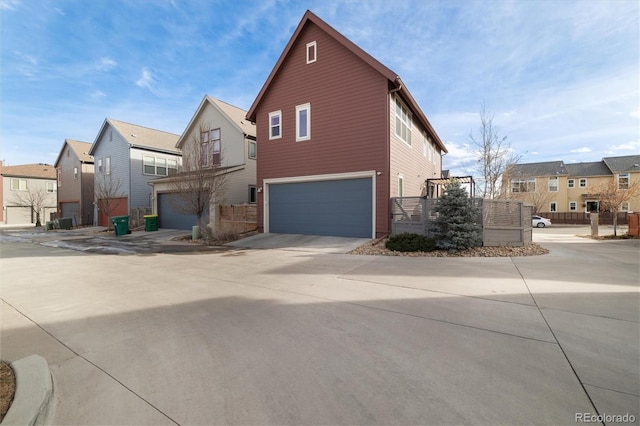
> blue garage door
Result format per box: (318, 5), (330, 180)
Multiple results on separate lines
(158, 193), (208, 230)
(269, 178), (372, 238)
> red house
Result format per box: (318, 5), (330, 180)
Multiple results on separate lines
(246, 10), (447, 238)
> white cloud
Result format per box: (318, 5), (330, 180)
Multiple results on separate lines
(630, 110), (640, 119)
(570, 147), (592, 153)
(605, 141), (640, 155)
(90, 90), (106, 99)
(0, 0), (21, 11)
(95, 57), (117, 72)
(136, 67), (158, 95)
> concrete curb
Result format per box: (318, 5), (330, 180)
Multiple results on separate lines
(1, 355), (53, 426)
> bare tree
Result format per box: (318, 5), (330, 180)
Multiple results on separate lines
(587, 178), (640, 236)
(469, 104), (521, 199)
(12, 185), (51, 226)
(168, 124), (227, 237)
(95, 171), (124, 230)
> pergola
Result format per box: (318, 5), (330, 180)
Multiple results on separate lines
(425, 176), (476, 198)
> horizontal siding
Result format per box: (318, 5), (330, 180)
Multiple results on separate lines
(389, 94), (442, 197)
(93, 127), (130, 212)
(255, 22), (390, 235)
(130, 148), (182, 209)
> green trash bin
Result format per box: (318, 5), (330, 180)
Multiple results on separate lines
(111, 216), (130, 236)
(144, 214), (158, 232)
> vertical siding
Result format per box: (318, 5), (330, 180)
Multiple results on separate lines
(255, 23), (390, 236)
(389, 94), (442, 197)
(93, 126), (131, 212)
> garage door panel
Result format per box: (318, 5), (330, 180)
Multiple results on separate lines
(269, 178), (372, 238)
(158, 193), (208, 230)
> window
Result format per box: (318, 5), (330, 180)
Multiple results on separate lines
(11, 178), (27, 191)
(567, 179), (575, 188)
(296, 103), (311, 141)
(569, 202), (577, 211)
(579, 178), (587, 188)
(57, 168), (62, 187)
(395, 98), (412, 145)
(211, 129), (221, 165)
(511, 178), (536, 193)
(167, 159), (177, 176)
(550, 202), (557, 212)
(199, 128), (221, 167)
(249, 185), (257, 204)
(98, 158), (103, 173)
(248, 141), (257, 159)
(144, 156), (156, 174)
(621, 202), (630, 212)
(548, 177), (558, 192)
(105, 156), (111, 175)
(398, 175), (404, 197)
(143, 155), (176, 176)
(269, 111), (281, 140)
(73, 167), (78, 180)
(618, 173), (629, 190)
(306, 41), (317, 64)
(46, 182), (56, 193)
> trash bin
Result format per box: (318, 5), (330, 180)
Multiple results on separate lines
(144, 214), (158, 232)
(111, 215), (130, 236)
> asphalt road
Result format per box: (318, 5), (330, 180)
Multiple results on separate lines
(0, 228), (638, 425)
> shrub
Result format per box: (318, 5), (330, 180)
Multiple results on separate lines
(434, 179), (483, 251)
(386, 233), (437, 252)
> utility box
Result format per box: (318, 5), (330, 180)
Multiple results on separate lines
(590, 213), (599, 236)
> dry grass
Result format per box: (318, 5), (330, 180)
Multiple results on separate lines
(0, 361), (15, 422)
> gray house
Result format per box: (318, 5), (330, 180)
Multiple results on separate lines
(88, 119), (180, 226)
(54, 139), (94, 226)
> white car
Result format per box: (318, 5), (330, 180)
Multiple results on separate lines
(532, 215), (552, 228)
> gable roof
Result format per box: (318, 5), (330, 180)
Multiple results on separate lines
(1, 163), (57, 179)
(54, 139), (93, 167)
(176, 96), (256, 149)
(89, 118), (180, 155)
(245, 10), (447, 153)
(603, 155), (640, 173)
(565, 161), (611, 177)
(507, 161), (567, 177)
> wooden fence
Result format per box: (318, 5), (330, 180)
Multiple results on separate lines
(540, 211), (628, 225)
(390, 197), (532, 247)
(219, 204), (257, 233)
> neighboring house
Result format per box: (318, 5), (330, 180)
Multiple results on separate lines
(88, 119), (180, 226)
(0, 162), (57, 225)
(150, 95), (257, 230)
(505, 155), (640, 213)
(54, 139), (95, 226)
(246, 10), (447, 238)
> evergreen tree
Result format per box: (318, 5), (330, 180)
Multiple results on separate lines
(434, 179), (483, 251)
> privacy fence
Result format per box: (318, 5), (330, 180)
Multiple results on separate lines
(538, 211), (628, 225)
(391, 197), (533, 247)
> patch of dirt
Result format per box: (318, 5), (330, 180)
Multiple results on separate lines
(0, 361), (16, 422)
(350, 239), (549, 257)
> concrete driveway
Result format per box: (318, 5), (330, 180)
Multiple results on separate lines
(225, 232), (370, 253)
(0, 227), (638, 425)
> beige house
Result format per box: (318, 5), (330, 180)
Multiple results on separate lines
(54, 139), (94, 226)
(1, 163), (57, 225)
(150, 96), (257, 230)
(505, 155), (640, 214)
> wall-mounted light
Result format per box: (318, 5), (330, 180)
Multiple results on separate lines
(257, 187), (263, 193)
(376, 171), (382, 176)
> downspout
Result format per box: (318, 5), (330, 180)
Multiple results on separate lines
(385, 77), (402, 237)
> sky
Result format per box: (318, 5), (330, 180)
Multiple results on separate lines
(1, 0), (638, 176)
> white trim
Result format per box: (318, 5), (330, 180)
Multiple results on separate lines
(397, 174), (404, 198)
(263, 170), (377, 238)
(295, 103), (311, 141)
(268, 110), (282, 140)
(569, 201), (577, 211)
(579, 178), (587, 188)
(306, 41), (317, 64)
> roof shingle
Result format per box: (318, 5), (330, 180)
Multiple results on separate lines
(1, 163), (57, 179)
